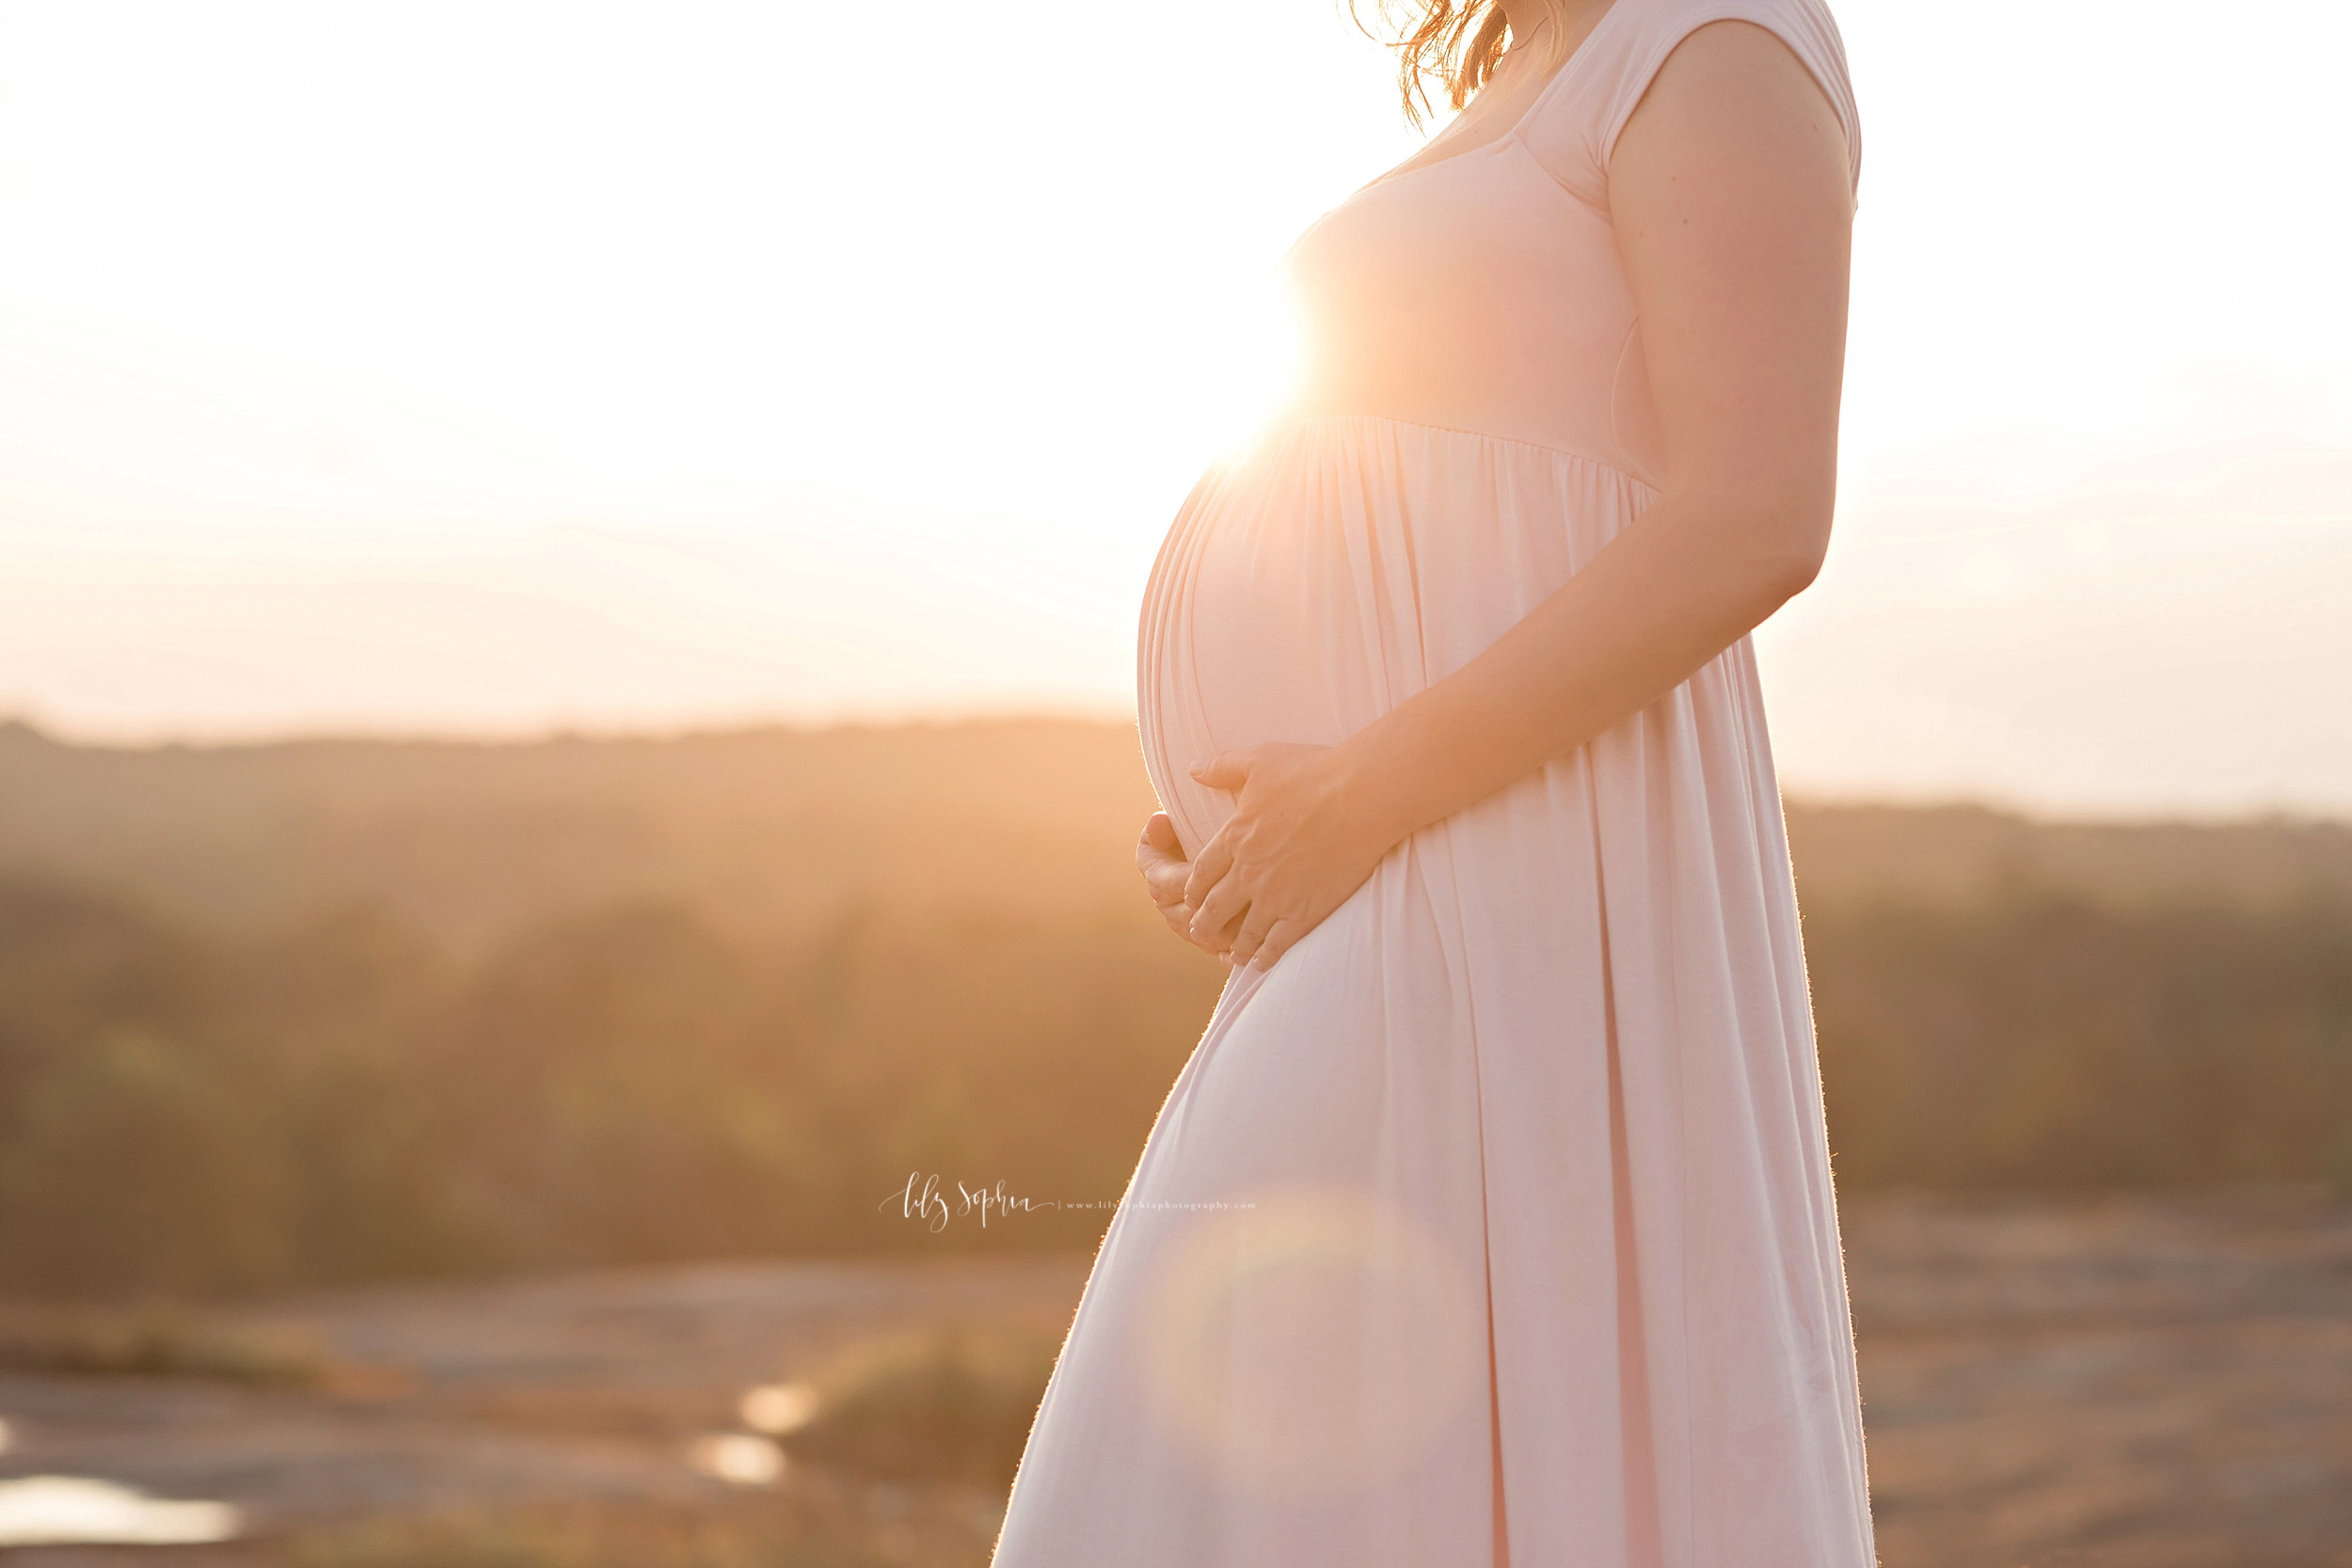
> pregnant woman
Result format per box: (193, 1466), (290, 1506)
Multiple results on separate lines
(994, 0), (1869, 1561)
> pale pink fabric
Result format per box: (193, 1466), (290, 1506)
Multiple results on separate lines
(992, 2), (1872, 1563)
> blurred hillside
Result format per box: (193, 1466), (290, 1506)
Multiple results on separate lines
(6, 717), (2350, 946)
(0, 717), (1158, 955)
(0, 717), (2346, 1299)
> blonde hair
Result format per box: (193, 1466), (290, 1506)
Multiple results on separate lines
(1351, 0), (1578, 128)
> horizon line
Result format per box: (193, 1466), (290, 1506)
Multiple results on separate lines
(4, 713), (2344, 834)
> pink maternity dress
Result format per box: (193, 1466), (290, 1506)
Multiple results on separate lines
(993, 0), (1872, 1561)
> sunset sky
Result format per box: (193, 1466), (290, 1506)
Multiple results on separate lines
(1, 0), (2346, 816)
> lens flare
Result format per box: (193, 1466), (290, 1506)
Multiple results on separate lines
(1133, 1181), (1485, 1492)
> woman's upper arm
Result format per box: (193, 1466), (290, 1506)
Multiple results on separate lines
(1607, 18), (1855, 587)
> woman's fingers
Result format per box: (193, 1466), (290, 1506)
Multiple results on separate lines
(1207, 905), (1248, 958)
(1137, 813), (1191, 906)
(1188, 869), (1251, 949)
(1226, 902), (1279, 969)
(1141, 810), (1184, 859)
(1136, 812), (1177, 874)
(1143, 853), (1190, 909)
(1147, 876), (1188, 926)
(1184, 826), (1237, 910)
(1134, 813), (1245, 958)
(1136, 812), (1216, 950)
(1179, 753), (1253, 905)
(1250, 918), (1300, 971)
(1188, 751), (1253, 793)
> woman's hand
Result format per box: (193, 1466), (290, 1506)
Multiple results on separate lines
(1137, 811), (1232, 964)
(1182, 741), (1401, 972)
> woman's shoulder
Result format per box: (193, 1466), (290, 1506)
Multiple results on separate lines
(1522, 0), (1861, 203)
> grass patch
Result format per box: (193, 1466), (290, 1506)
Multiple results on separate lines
(0, 1300), (328, 1386)
(781, 1324), (1062, 1490)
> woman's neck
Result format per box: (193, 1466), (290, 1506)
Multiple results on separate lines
(1497, 0), (1613, 55)
(1496, 0), (1554, 47)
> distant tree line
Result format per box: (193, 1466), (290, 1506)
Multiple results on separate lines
(1, 872), (2347, 1299)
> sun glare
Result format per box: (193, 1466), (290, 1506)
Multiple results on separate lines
(0, 1), (2347, 808)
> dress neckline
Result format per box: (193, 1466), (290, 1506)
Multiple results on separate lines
(1350, 0), (1639, 199)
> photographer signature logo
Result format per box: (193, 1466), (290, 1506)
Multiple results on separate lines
(880, 1172), (1057, 1232)
(879, 1173), (1256, 1233)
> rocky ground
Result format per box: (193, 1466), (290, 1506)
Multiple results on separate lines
(2, 1192), (2348, 1567)
(1846, 1191), (2352, 1566)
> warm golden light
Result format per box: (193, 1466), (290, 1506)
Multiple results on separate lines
(0, 2), (2345, 813)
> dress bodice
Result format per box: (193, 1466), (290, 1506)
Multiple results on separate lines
(1281, 0), (1862, 487)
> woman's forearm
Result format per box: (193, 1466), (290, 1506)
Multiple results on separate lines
(1331, 483), (1825, 851)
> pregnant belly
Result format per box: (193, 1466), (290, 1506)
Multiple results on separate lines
(1137, 415), (1648, 862)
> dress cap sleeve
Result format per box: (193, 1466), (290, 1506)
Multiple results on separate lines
(1520, 0), (1862, 207)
